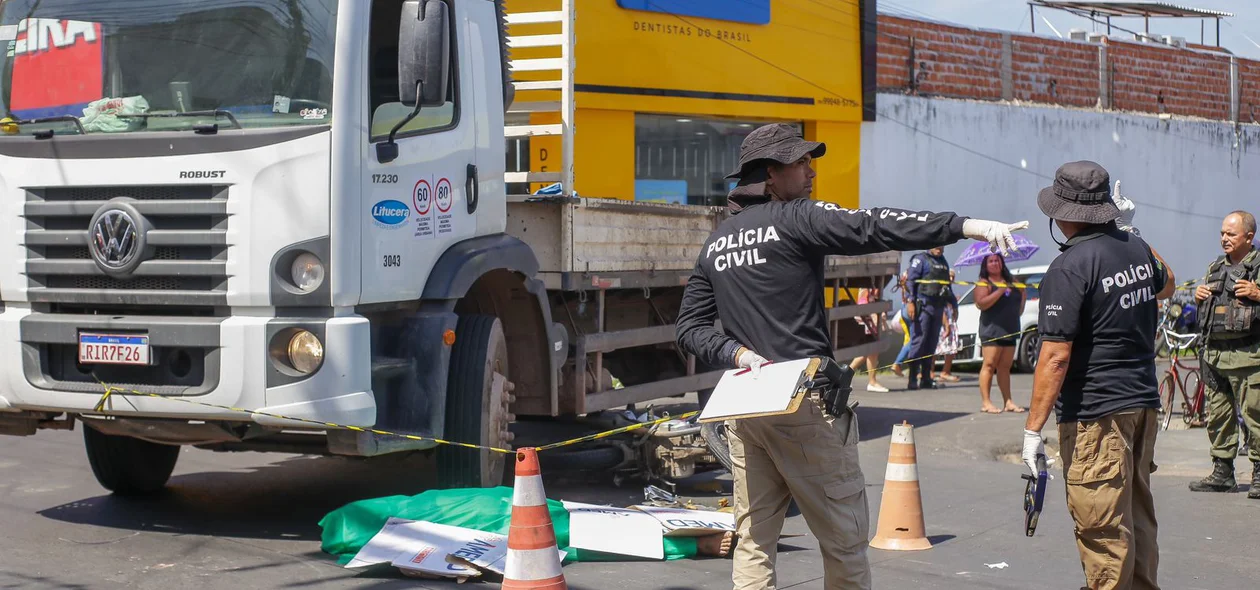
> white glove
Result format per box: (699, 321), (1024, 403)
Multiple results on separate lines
(736, 348), (769, 376)
(963, 219), (1030, 257)
(1114, 193), (1140, 236)
(1022, 429), (1046, 476)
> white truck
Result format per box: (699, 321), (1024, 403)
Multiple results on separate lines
(0, 0), (895, 493)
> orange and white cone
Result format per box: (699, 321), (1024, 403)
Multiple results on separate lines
(502, 448), (567, 590)
(870, 421), (933, 551)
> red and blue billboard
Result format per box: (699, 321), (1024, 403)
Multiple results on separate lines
(9, 19), (104, 119)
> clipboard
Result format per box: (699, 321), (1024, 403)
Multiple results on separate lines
(697, 357), (821, 423)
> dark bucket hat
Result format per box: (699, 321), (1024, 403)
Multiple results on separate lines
(725, 123), (826, 180)
(1037, 160), (1121, 225)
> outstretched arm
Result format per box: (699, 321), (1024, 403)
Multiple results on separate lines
(791, 201), (967, 256)
(789, 201), (1028, 258)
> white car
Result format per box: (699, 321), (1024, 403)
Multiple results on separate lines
(950, 265), (1047, 372)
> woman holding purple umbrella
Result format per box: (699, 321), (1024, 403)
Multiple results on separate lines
(974, 253), (1026, 414)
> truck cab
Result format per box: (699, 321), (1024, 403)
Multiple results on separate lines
(0, 0), (895, 495)
(0, 0), (541, 490)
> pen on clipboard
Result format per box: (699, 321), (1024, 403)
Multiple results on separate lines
(734, 360), (774, 377)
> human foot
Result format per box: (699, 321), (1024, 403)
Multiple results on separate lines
(697, 531), (735, 558)
(892, 364), (903, 377)
(1004, 403), (1026, 413)
(981, 405), (1002, 414)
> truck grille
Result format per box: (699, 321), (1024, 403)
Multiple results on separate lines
(24, 185), (230, 308)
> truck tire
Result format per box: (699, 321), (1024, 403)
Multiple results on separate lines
(83, 425), (180, 496)
(700, 422), (734, 473)
(538, 445), (624, 472)
(438, 315), (512, 488)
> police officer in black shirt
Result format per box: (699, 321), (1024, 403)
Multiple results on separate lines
(1021, 161), (1175, 590)
(905, 247), (959, 389)
(676, 123), (1029, 590)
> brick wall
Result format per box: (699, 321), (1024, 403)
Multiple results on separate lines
(878, 14), (1252, 122)
(1108, 42), (1232, 118)
(1240, 60), (1260, 123)
(1010, 36), (1099, 107)
(876, 17), (1004, 100)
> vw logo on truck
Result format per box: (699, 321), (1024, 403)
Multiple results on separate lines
(87, 202), (150, 277)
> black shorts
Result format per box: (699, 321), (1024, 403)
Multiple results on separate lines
(985, 336), (1018, 348)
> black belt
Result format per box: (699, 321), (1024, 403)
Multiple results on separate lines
(1207, 333), (1260, 350)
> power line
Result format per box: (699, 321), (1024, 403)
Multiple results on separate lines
(868, 4), (1256, 161)
(1222, 20), (1260, 55)
(645, 1), (1053, 180)
(880, 0), (940, 22)
(641, 0), (1236, 222)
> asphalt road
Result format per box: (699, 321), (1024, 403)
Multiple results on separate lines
(2, 369), (1258, 589)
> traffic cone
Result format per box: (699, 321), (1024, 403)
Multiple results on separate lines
(870, 421), (933, 551)
(502, 448), (567, 590)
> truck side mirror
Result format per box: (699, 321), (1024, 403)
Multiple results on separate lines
(398, 0), (450, 108)
(379, 0), (451, 164)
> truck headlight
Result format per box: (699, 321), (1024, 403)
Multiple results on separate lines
(291, 253), (325, 292)
(288, 330), (324, 374)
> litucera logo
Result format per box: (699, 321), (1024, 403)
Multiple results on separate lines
(372, 200), (411, 226)
(616, 0), (769, 25)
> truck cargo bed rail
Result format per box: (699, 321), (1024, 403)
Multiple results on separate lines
(505, 1), (574, 197)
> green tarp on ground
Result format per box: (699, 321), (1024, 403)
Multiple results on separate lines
(319, 486), (698, 565)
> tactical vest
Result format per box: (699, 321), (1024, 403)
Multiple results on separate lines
(1202, 251), (1260, 338)
(916, 255), (952, 300)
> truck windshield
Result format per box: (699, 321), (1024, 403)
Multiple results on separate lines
(0, 0), (336, 135)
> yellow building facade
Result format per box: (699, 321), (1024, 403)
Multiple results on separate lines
(508, 0), (869, 209)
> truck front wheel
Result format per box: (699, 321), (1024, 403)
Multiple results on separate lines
(438, 315), (513, 488)
(83, 425), (180, 495)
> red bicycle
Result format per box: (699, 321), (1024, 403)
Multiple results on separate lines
(1158, 322), (1206, 431)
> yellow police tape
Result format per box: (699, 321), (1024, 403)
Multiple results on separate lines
(89, 380), (698, 455)
(855, 327), (1037, 377)
(78, 322), (1128, 455)
(911, 278), (1200, 290)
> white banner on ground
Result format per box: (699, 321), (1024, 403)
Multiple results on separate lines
(562, 500), (665, 559)
(347, 518), (480, 578)
(348, 517), (566, 576)
(633, 506), (736, 537)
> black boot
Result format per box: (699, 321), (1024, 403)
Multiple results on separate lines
(1250, 462), (1260, 499)
(907, 362), (920, 390)
(1188, 458), (1236, 493)
(918, 359), (936, 390)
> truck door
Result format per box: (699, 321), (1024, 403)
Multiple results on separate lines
(360, 0), (478, 305)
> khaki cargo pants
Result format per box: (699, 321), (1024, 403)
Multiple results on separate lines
(1201, 343), (1260, 462)
(1058, 408), (1160, 590)
(727, 394), (870, 590)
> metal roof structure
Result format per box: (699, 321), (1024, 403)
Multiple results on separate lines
(1029, 1), (1232, 18)
(1028, 1), (1233, 46)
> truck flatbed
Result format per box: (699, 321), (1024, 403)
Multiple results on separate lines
(507, 196), (900, 291)
(507, 196), (899, 414)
